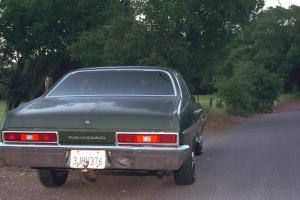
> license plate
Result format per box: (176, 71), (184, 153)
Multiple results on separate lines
(70, 150), (106, 169)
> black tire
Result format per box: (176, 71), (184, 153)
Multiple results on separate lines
(38, 168), (68, 187)
(195, 139), (203, 156)
(174, 151), (196, 185)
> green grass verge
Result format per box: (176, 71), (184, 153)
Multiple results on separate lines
(0, 101), (6, 125)
(195, 92), (300, 117)
(278, 91), (300, 102)
(194, 95), (227, 116)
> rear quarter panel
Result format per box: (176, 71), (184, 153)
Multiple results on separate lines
(174, 73), (204, 148)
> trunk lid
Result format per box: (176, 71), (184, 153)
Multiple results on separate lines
(8, 96), (178, 145)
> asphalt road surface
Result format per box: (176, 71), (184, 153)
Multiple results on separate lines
(1, 105), (300, 200)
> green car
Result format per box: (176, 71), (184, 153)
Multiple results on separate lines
(0, 66), (206, 186)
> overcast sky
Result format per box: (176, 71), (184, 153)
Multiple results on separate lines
(264, 0), (300, 8)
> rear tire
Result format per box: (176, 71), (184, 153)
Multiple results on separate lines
(174, 151), (196, 185)
(38, 168), (68, 187)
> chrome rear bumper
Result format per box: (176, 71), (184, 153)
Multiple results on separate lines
(0, 143), (190, 171)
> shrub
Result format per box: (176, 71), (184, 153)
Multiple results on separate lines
(216, 63), (253, 116)
(250, 67), (282, 113)
(216, 62), (281, 116)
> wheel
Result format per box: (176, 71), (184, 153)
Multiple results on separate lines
(174, 150), (196, 185)
(38, 168), (69, 187)
(195, 137), (203, 156)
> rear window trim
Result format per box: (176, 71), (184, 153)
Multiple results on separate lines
(46, 69), (177, 97)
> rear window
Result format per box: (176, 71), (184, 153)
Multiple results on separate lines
(47, 70), (175, 97)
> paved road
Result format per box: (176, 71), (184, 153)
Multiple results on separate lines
(1, 105), (300, 200)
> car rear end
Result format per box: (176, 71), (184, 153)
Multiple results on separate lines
(0, 128), (189, 171)
(0, 67), (195, 186)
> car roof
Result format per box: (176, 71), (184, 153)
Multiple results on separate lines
(71, 66), (178, 74)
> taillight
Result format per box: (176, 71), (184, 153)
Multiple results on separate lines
(116, 132), (178, 147)
(3, 131), (58, 144)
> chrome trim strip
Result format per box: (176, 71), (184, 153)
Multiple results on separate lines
(47, 95), (176, 98)
(46, 69), (178, 97)
(2, 131), (59, 145)
(0, 143), (189, 151)
(182, 120), (202, 135)
(174, 74), (183, 116)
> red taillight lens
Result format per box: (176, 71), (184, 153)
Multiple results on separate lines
(39, 133), (57, 142)
(3, 132), (58, 144)
(20, 134), (39, 141)
(4, 133), (20, 141)
(117, 132), (178, 146)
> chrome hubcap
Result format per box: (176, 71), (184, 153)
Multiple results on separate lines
(196, 135), (202, 143)
(191, 151), (196, 178)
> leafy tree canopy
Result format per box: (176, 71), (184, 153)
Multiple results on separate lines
(215, 6), (300, 115)
(70, 0), (264, 92)
(0, 0), (118, 108)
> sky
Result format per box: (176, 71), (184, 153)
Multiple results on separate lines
(264, 0), (300, 8)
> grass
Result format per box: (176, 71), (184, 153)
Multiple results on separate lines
(195, 92), (300, 117)
(0, 101), (6, 125)
(278, 91), (300, 102)
(194, 95), (227, 116)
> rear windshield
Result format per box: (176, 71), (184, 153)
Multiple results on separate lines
(47, 70), (175, 97)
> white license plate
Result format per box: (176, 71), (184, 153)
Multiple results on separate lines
(70, 150), (106, 169)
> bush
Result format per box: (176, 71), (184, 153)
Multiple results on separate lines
(216, 63), (253, 116)
(216, 62), (282, 116)
(250, 67), (282, 113)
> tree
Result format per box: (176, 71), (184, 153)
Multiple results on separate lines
(214, 6), (300, 115)
(0, 0), (117, 109)
(70, 0), (264, 92)
(217, 6), (300, 90)
(285, 6), (300, 90)
(216, 61), (281, 115)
